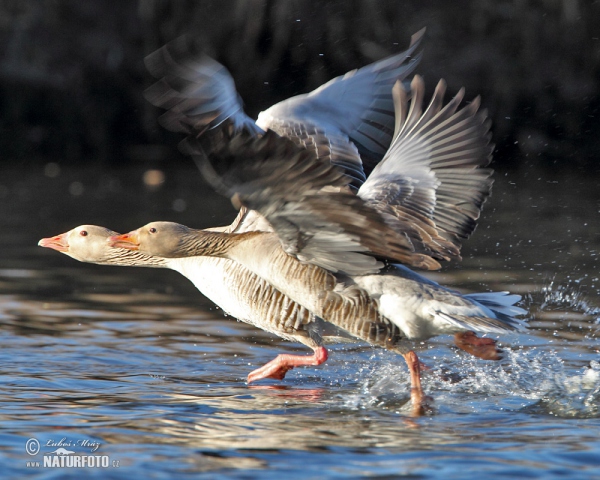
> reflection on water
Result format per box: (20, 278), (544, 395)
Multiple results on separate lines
(0, 165), (599, 477)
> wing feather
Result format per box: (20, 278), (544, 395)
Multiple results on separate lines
(186, 124), (440, 274)
(145, 31), (425, 186)
(359, 75), (494, 265)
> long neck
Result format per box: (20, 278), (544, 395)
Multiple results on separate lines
(85, 249), (170, 268)
(180, 230), (264, 258)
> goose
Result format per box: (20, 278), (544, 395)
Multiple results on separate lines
(107, 76), (527, 409)
(38, 224), (408, 383)
(111, 217), (525, 399)
(109, 215), (524, 409)
(40, 223), (510, 378)
(36, 30), (427, 384)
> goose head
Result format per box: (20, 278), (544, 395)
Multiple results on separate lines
(38, 225), (119, 263)
(108, 221), (206, 258)
(39, 225), (169, 267)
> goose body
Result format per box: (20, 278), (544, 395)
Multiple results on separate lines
(38, 226), (340, 350)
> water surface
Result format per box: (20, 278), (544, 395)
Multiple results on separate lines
(1, 164), (598, 478)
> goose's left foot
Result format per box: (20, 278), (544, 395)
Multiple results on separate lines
(247, 346), (328, 383)
(454, 331), (501, 360)
(403, 350), (433, 416)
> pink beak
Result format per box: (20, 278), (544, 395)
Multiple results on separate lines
(38, 233), (69, 252)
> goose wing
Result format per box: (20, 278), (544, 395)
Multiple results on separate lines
(184, 124), (439, 274)
(358, 76), (494, 265)
(144, 30), (424, 188)
(144, 36), (262, 136)
(258, 28), (425, 186)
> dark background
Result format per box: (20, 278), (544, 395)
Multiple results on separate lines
(1, 0), (599, 171)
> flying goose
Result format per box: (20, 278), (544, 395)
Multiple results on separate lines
(40, 221), (512, 380)
(107, 75), (527, 409)
(108, 214), (523, 409)
(38, 225), (409, 383)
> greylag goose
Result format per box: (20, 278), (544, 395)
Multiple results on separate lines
(38, 225), (405, 383)
(35, 32), (461, 391)
(108, 76), (527, 409)
(40, 222), (511, 379)
(110, 218), (524, 406)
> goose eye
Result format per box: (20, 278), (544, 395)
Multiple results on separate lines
(149, 227), (157, 234)
(80, 230), (88, 237)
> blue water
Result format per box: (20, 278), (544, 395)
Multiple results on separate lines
(0, 165), (598, 478)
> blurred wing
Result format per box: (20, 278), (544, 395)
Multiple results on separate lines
(145, 31), (424, 189)
(144, 36), (262, 136)
(184, 124), (439, 274)
(359, 75), (494, 265)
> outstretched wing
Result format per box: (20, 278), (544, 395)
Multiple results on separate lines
(359, 75), (494, 265)
(258, 28), (425, 186)
(184, 124), (440, 274)
(144, 30), (424, 188)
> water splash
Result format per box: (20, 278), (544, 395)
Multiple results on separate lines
(539, 278), (600, 321)
(342, 349), (600, 418)
(523, 360), (600, 418)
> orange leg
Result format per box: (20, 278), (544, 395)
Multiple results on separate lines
(454, 331), (501, 361)
(247, 346), (328, 383)
(402, 350), (431, 416)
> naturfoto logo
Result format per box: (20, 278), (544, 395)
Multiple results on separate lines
(24, 437), (120, 469)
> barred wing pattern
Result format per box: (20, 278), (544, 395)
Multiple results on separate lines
(359, 76), (494, 266)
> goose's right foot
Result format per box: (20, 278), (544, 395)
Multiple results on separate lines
(247, 346), (328, 383)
